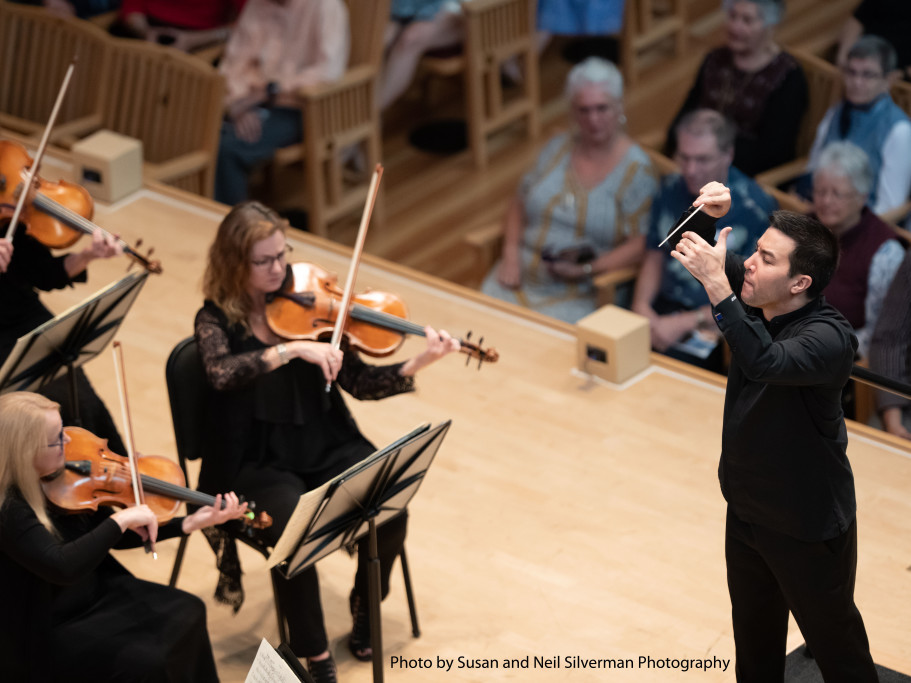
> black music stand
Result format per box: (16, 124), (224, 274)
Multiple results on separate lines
(269, 421), (452, 683)
(0, 271), (148, 421)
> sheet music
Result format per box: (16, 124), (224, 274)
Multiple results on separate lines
(268, 480), (332, 569)
(244, 639), (303, 683)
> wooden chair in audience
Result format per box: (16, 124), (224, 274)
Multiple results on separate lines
(619, 0), (688, 88)
(754, 50), (842, 189)
(420, 0), (540, 170)
(268, 0), (390, 238)
(101, 38), (225, 197)
(0, 3), (109, 144)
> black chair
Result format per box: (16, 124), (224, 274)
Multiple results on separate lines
(164, 336), (421, 648)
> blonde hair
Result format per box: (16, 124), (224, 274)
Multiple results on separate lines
(202, 201), (288, 330)
(0, 392), (60, 532)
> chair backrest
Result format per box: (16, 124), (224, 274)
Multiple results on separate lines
(620, 0), (688, 87)
(346, 0), (389, 69)
(102, 38), (224, 195)
(165, 336), (210, 467)
(791, 50), (843, 157)
(890, 79), (911, 120)
(0, 3), (109, 137)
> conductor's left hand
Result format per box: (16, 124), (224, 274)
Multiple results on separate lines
(671, 226), (733, 306)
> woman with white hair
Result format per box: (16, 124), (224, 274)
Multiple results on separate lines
(481, 57), (657, 323)
(666, 0), (807, 176)
(812, 141), (905, 357)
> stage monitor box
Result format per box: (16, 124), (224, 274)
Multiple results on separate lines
(576, 305), (650, 384)
(71, 130), (143, 203)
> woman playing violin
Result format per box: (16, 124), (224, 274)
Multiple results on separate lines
(0, 391), (249, 683)
(0, 225), (128, 452)
(195, 201), (459, 682)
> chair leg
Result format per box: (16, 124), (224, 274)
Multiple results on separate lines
(168, 535), (189, 588)
(399, 547), (420, 638)
(271, 569), (290, 645)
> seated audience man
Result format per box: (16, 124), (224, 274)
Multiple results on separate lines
(481, 58), (657, 323)
(665, 0), (807, 176)
(803, 36), (911, 216)
(110, 0), (246, 53)
(214, 0), (349, 205)
(836, 0), (911, 80)
(870, 249), (911, 440)
(810, 141), (905, 358)
(633, 109), (776, 371)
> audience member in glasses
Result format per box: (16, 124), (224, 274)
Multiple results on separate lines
(633, 110), (776, 372)
(801, 36), (911, 216)
(809, 141), (904, 359)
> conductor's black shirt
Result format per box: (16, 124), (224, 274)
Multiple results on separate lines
(713, 255), (858, 542)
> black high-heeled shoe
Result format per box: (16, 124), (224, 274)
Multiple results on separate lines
(307, 654), (338, 683)
(348, 590), (373, 662)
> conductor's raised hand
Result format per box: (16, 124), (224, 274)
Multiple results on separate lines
(693, 182), (732, 218)
(671, 227), (734, 306)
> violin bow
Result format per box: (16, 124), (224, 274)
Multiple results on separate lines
(325, 164), (384, 391)
(3, 59), (77, 243)
(111, 341), (156, 558)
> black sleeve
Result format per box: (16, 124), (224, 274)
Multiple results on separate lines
(7, 232), (86, 292)
(336, 344), (415, 401)
(733, 65), (809, 176)
(660, 205), (718, 252)
(0, 499), (122, 585)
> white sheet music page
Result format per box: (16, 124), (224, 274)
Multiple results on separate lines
(244, 638), (302, 683)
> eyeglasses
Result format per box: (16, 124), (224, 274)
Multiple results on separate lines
(842, 67), (885, 81)
(251, 244), (292, 269)
(47, 428), (65, 450)
(812, 186), (859, 202)
(674, 151), (725, 168)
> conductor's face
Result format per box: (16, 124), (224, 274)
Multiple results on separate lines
(740, 227), (800, 311)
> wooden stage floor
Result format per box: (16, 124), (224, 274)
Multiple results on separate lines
(29, 182), (911, 682)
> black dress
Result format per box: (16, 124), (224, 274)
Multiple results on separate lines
(0, 229), (126, 453)
(194, 301), (413, 657)
(0, 495), (219, 683)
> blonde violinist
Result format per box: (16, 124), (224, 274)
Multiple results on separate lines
(0, 391), (248, 682)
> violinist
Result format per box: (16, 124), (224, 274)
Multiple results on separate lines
(0, 391), (249, 683)
(195, 201), (459, 682)
(0, 223), (128, 452)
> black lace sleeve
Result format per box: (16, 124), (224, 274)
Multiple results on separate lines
(194, 304), (269, 391)
(336, 344), (415, 401)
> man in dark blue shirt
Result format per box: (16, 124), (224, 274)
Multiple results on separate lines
(668, 181), (878, 682)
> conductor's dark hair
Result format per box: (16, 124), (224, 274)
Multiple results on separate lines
(769, 210), (840, 299)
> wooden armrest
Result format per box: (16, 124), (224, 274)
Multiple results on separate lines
(593, 266), (639, 308)
(755, 157), (809, 188)
(763, 185), (812, 214)
(143, 151), (210, 182)
(297, 65), (376, 100)
(880, 200), (911, 228)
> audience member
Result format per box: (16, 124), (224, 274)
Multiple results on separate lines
(666, 0), (807, 176)
(804, 36), (911, 216)
(481, 58), (657, 323)
(836, 0), (911, 80)
(214, 0), (349, 206)
(869, 250), (911, 440)
(634, 109), (776, 371)
(810, 141), (904, 358)
(380, 0), (465, 111)
(110, 0), (246, 52)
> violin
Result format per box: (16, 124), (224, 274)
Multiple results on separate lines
(41, 426), (271, 529)
(0, 140), (162, 273)
(266, 262), (499, 366)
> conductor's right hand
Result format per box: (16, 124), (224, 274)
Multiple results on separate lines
(288, 341), (344, 383)
(111, 504), (159, 543)
(693, 181), (732, 218)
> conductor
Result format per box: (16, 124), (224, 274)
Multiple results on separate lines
(669, 181), (878, 681)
